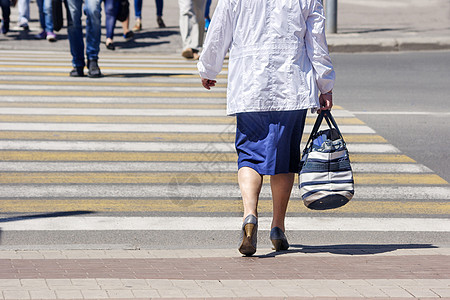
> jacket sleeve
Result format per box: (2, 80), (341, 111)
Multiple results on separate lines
(197, 0), (233, 80)
(304, 0), (335, 93)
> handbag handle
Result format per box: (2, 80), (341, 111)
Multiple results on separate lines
(303, 110), (344, 153)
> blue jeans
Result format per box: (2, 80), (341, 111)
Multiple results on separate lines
(17, 0), (30, 25)
(66, 0), (102, 67)
(134, 0), (162, 18)
(0, 0), (10, 32)
(37, 0), (53, 32)
(104, 0), (119, 39)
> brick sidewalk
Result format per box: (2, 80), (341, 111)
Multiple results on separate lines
(1, 247), (449, 299)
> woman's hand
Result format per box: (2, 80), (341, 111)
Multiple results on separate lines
(201, 77), (217, 90)
(318, 91), (333, 113)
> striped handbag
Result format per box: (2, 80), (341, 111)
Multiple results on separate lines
(299, 110), (354, 210)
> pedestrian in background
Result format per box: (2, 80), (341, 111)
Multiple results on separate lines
(132, 0), (165, 31)
(178, 0), (206, 59)
(104, 0), (134, 50)
(16, 0), (29, 30)
(35, 0), (56, 41)
(66, 0), (102, 77)
(198, 0), (335, 256)
(0, 0), (11, 34)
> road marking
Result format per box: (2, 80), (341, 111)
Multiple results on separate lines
(0, 199), (448, 215)
(1, 216), (448, 232)
(0, 123), (376, 134)
(0, 141), (399, 153)
(0, 90), (227, 98)
(0, 115), (365, 125)
(0, 197), (450, 214)
(0, 132), (387, 143)
(0, 84), (228, 93)
(0, 71), (229, 79)
(353, 111), (450, 116)
(0, 162), (432, 173)
(0, 151), (413, 163)
(0, 80), (229, 88)
(0, 185), (448, 199)
(0, 101), (227, 108)
(0, 171), (445, 184)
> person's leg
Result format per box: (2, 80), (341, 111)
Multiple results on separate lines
(238, 167), (263, 219)
(204, 0), (210, 18)
(66, 0), (85, 68)
(191, 0), (205, 50)
(43, 0), (54, 33)
(237, 166), (262, 256)
(84, 0), (102, 61)
(155, 0), (162, 16)
(134, 0), (141, 19)
(17, 0), (30, 28)
(104, 0), (118, 40)
(36, 0), (45, 32)
(1, 0), (11, 33)
(270, 173), (295, 231)
(155, 0), (165, 27)
(84, 0), (102, 77)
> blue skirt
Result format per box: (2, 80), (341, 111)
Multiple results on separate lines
(235, 110), (308, 175)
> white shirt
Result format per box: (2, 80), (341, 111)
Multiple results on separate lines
(197, 0), (335, 115)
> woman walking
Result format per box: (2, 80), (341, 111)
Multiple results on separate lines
(198, 0), (335, 256)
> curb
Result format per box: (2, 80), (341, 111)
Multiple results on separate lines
(327, 36), (450, 52)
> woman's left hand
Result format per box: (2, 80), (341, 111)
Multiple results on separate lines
(201, 77), (217, 90)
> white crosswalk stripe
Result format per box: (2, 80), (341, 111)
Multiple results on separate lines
(0, 50), (448, 242)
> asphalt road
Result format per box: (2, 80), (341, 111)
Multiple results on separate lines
(0, 50), (448, 249)
(332, 50), (450, 182)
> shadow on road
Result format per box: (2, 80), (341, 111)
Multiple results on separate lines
(0, 210), (95, 223)
(255, 243), (438, 258)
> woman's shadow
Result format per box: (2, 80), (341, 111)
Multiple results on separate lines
(254, 243), (438, 258)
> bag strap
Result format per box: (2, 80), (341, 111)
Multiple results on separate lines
(303, 110), (325, 152)
(323, 111), (344, 139)
(302, 110), (344, 154)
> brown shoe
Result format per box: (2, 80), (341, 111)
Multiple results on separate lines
(181, 48), (194, 59)
(132, 19), (142, 31)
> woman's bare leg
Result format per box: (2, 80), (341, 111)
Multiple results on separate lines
(270, 173), (295, 231)
(238, 167), (263, 219)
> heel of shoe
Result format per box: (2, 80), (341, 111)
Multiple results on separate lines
(271, 239), (283, 251)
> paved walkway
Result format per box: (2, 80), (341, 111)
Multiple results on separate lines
(1, 247), (450, 299)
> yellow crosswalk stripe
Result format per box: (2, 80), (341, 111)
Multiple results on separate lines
(0, 115), (365, 125)
(0, 64), (212, 71)
(0, 71), (229, 79)
(0, 151), (412, 162)
(0, 199), (448, 215)
(0, 90), (226, 98)
(0, 102), (226, 109)
(0, 132), (385, 143)
(0, 172), (446, 184)
(0, 80), (228, 88)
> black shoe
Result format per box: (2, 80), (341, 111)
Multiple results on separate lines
(106, 42), (115, 50)
(123, 31), (134, 41)
(238, 214), (258, 256)
(270, 227), (289, 251)
(87, 59), (101, 78)
(69, 66), (85, 77)
(157, 16), (166, 28)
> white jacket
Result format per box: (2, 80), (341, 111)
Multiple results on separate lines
(197, 0), (335, 115)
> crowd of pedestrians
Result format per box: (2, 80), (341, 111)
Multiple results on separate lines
(1, 0), (213, 77)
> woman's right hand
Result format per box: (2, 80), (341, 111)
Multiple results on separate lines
(201, 77), (217, 90)
(318, 91), (333, 113)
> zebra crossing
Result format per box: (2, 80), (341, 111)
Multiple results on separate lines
(0, 50), (449, 244)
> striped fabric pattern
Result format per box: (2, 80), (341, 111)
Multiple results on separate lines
(299, 127), (354, 210)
